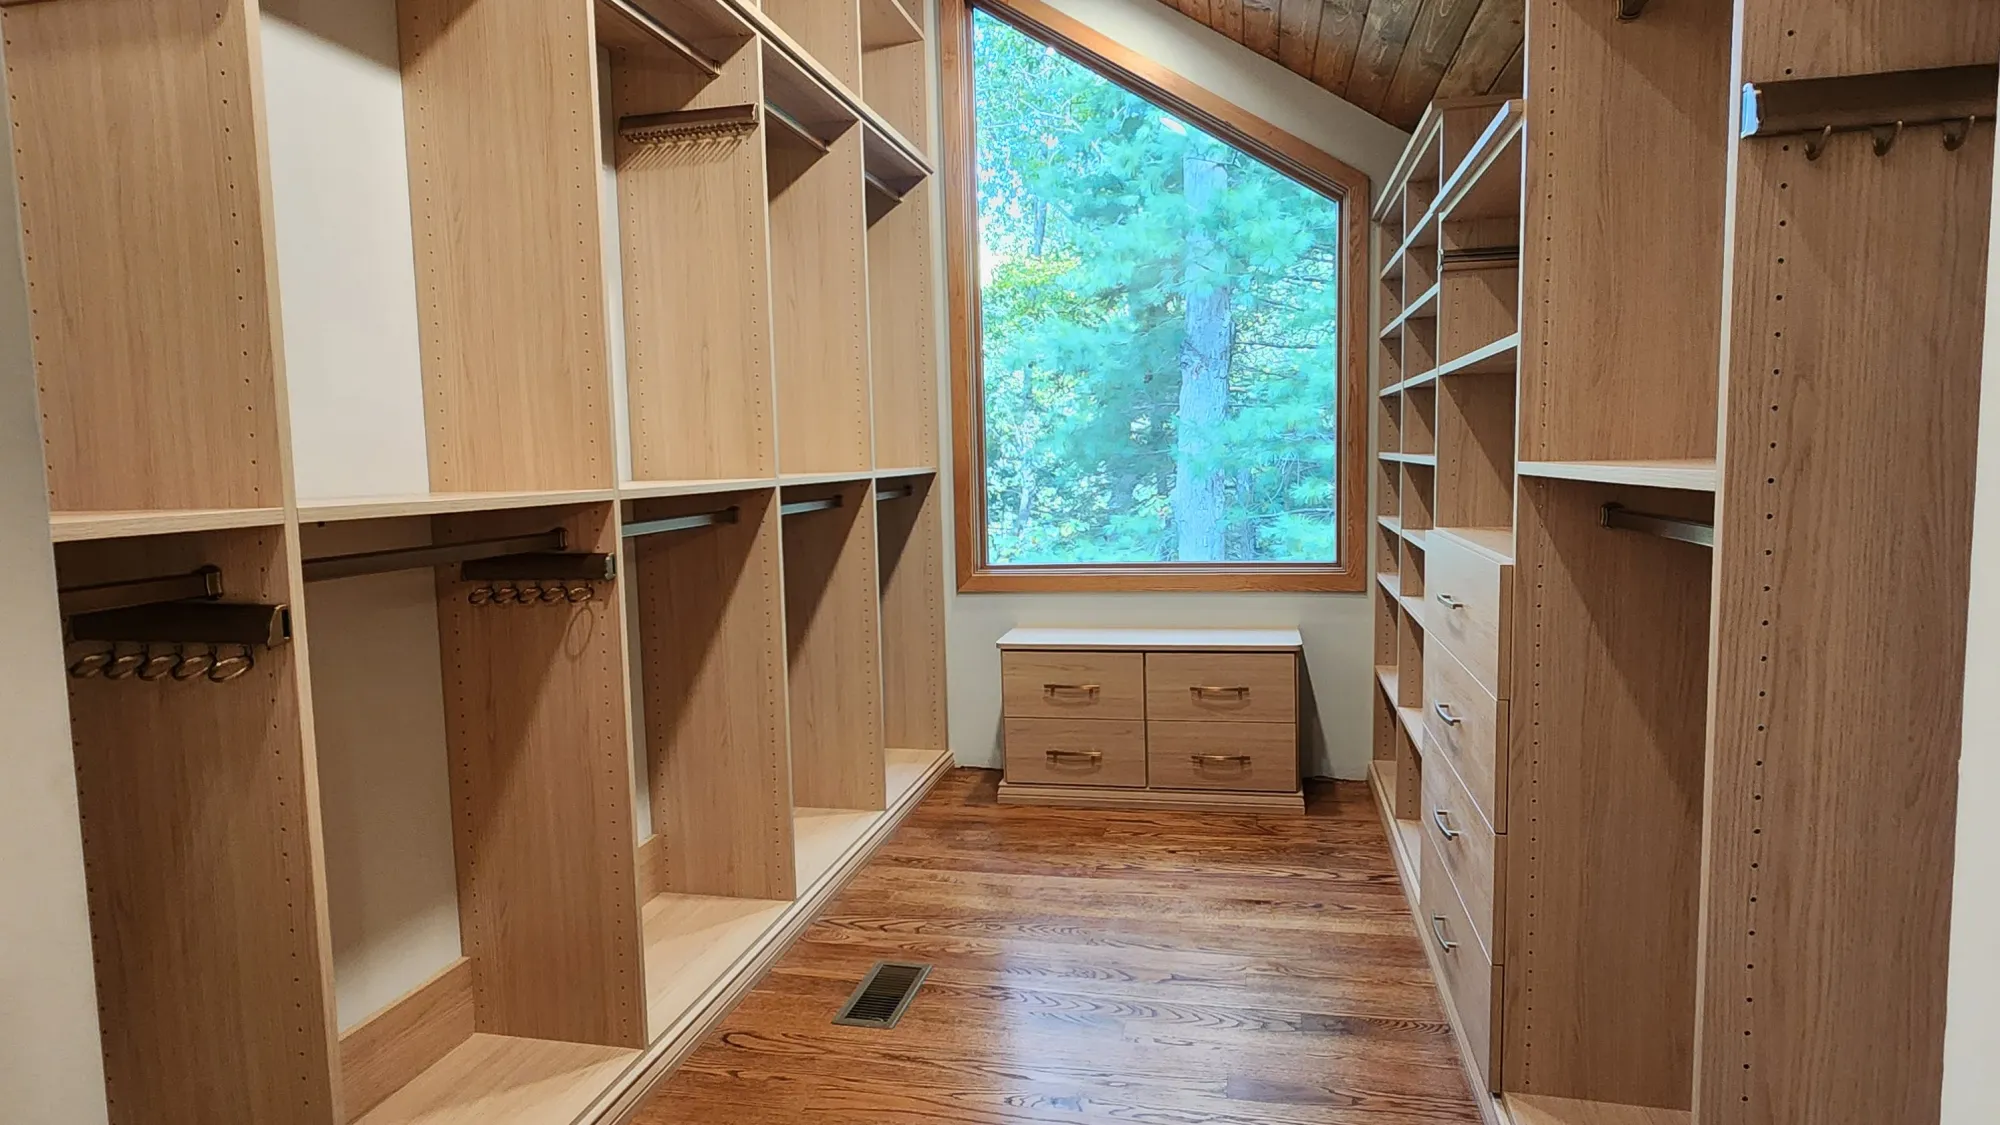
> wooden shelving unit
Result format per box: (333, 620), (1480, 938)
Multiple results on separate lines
(1371, 4), (1998, 1125)
(2, 0), (952, 1121)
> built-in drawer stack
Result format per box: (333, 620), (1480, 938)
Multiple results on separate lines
(996, 627), (1305, 812)
(1419, 529), (1512, 1087)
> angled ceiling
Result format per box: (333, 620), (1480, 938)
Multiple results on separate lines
(1156, 0), (1525, 131)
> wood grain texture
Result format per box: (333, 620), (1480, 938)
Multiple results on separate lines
(1435, 0), (1522, 100)
(55, 529), (338, 1124)
(1516, 0), (1730, 464)
(340, 959), (476, 1122)
(1695, 103), (1994, 1125)
(1506, 1094), (1689, 1125)
(50, 508), (289, 543)
(1736, 0), (2000, 81)
(641, 893), (789, 1039)
(1422, 639), (1504, 833)
(1145, 652), (1299, 723)
(783, 481), (886, 810)
(868, 183), (940, 468)
(1146, 719), (1301, 793)
(997, 780), (1306, 812)
(1420, 747), (1501, 962)
(1003, 717), (1149, 788)
(1381, 0), (1486, 128)
(1421, 832), (1497, 1089)
(1000, 649), (1146, 718)
(999, 625), (1306, 650)
(763, 0), (861, 88)
(1515, 460), (1717, 492)
(1424, 525), (1509, 698)
(769, 128), (874, 476)
(433, 504), (645, 1049)
(877, 474), (949, 752)
(612, 36), (777, 482)
(632, 769), (1485, 1124)
(400, 0), (612, 492)
(2, 0), (287, 513)
(1504, 479), (1709, 1107)
(1437, 369), (1516, 532)
(353, 1033), (636, 1125)
(631, 489), (796, 901)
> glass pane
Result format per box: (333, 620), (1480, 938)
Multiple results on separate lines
(973, 10), (1342, 567)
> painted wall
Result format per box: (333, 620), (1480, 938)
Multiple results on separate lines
(0, 31), (111, 1125)
(941, 0), (1408, 778)
(1940, 116), (2000, 1125)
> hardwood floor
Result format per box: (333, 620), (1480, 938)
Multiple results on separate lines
(632, 769), (1481, 1124)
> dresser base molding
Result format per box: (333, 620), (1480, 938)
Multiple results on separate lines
(997, 780), (1305, 813)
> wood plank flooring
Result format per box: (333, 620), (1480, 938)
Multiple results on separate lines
(631, 769), (1482, 1124)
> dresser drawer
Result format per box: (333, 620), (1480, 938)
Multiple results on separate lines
(1146, 721), (1298, 792)
(1426, 531), (1512, 699)
(1424, 640), (1506, 832)
(1421, 750), (1503, 962)
(1422, 833), (1500, 1090)
(1004, 718), (1146, 788)
(1145, 652), (1297, 723)
(1002, 651), (1144, 720)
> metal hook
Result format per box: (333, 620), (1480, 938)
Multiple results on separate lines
(1871, 119), (1904, 156)
(1944, 115), (1977, 151)
(1804, 124), (1835, 161)
(490, 585), (519, 605)
(207, 646), (255, 683)
(514, 583), (540, 608)
(468, 585), (494, 606)
(565, 583), (593, 604)
(102, 645), (144, 681)
(539, 584), (566, 605)
(172, 646), (216, 681)
(136, 645), (179, 682)
(67, 647), (113, 679)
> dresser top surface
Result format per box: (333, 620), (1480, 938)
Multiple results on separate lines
(996, 627), (1305, 652)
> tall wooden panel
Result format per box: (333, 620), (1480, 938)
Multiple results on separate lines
(868, 184), (940, 469)
(878, 475), (948, 750)
(783, 481), (886, 810)
(769, 128), (875, 475)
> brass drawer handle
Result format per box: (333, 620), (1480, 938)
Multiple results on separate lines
(1190, 684), (1251, 697)
(1430, 915), (1458, 953)
(1433, 701), (1463, 726)
(1045, 749), (1102, 765)
(1043, 682), (1102, 698)
(1191, 754), (1253, 767)
(1432, 808), (1460, 840)
(1435, 592), (1464, 610)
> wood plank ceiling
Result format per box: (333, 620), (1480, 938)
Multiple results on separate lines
(1158, 0), (1525, 131)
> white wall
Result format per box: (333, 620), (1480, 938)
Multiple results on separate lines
(0, 32), (111, 1125)
(1940, 118), (2000, 1125)
(943, 0), (1407, 778)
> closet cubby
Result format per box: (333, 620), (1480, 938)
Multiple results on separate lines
(861, 0), (927, 154)
(761, 0), (859, 89)
(1378, 392), (1403, 455)
(1402, 464), (1436, 531)
(1437, 373), (1516, 532)
(868, 181), (940, 469)
(1377, 461), (1401, 520)
(877, 473), (948, 756)
(1404, 384), (1437, 457)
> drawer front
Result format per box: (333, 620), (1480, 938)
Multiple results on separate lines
(1426, 532), (1511, 699)
(1145, 652), (1297, 723)
(1146, 721), (1299, 793)
(1004, 718), (1147, 788)
(1422, 833), (1500, 1090)
(1424, 641), (1506, 832)
(1421, 750), (1503, 962)
(1002, 651), (1145, 720)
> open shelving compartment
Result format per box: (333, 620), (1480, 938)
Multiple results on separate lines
(300, 501), (645, 1124)
(877, 472), (950, 772)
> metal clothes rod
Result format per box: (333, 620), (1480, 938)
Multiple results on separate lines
(764, 101), (830, 155)
(69, 602), (292, 648)
(58, 565), (222, 617)
(302, 530), (567, 583)
(1600, 503), (1715, 548)
(1741, 64), (1996, 140)
(600, 0), (720, 77)
(1441, 245), (1520, 266)
(875, 484), (915, 503)
(864, 169), (906, 201)
(780, 496), (844, 517)
(623, 507), (741, 539)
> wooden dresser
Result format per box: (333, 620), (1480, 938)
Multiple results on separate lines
(995, 628), (1305, 812)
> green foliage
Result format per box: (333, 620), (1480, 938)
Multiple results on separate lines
(974, 11), (1343, 566)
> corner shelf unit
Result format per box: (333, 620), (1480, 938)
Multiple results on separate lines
(1370, 4), (1999, 1125)
(3, 0), (950, 1123)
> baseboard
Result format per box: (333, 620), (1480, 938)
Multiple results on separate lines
(997, 779), (1305, 813)
(578, 746), (956, 1125)
(338, 956), (476, 1120)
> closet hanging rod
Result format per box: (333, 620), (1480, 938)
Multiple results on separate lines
(301, 529), (568, 583)
(1441, 246), (1519, 266)
(864, 170), (905, 200)
(58, 565), (223, 617)
(618, 104), (761, 147)
(764, 102), (829, 154)
(781, 496), (844, 517)
(876, 484), (915, 502)
(599, 0), (721, 77)
(1600, 503), (1714, 548)
(1741, 64), (1996, 141)
(622, 507), (742, 538)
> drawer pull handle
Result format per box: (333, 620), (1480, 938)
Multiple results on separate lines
(1433, 701), (1464, 726)
(1045, 749), (1102, 765)
(1430, 916), (1459, 953)
(1190, 684), (1251, 697)
(1432, 808), (1460, 840)
(1435, 592), (1464, 610)
(1043, 683), (1102, 698)
(1191, 754), (1253, 768)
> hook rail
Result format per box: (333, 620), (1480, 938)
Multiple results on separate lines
(618, 105), (760, 148)
(623, 507), (742, 538)
(1741, 64), (1996, 155)
(58, 565), (222, 617)
(781, 496), (844, 517)
(302, 530), (567, 583)
(875, 484), (915, 503)
(1600, 503), (1714, 548)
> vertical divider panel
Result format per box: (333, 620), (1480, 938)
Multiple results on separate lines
(55, 528), (339, 1125)
(868, 182), (940, 468)
(783, 481), (886, 810)
(877, 475), (947, 751)
(433, 503), (645, 1049)
(632, 489), (796, 901)
(400, 0), (613, 492)
(2, 0), (287, 513)
(769, 127), (875, 474)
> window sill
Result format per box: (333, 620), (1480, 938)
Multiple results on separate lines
(957, 565), (1365, 594)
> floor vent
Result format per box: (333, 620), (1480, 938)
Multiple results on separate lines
(833, 961), (931, 1029)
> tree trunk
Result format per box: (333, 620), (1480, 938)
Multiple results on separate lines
(1174, 152), (1231, 562)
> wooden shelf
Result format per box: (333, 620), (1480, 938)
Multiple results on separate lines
(794, 807), (880, 890)
(1436, 332), (1519, 379)
(1381, 451), (1439, 466)
(1399, 593), (1428, 630)
(1367, 759), (1423, 898)
(1375, 663), (1400, 702)
(778, 470), (877, 487)
(760, 36), (856, 146)
(48, 507), (286, 543)
(297, 491), (615, 523)
(1379, 282), (1440, 338)
(1377, 571), (1403, 599)
(860, 0), (923, 49)
(595, 0), (754, 71)
(1381, 366), (1441, 397)
(886, 747), (949, 805)
(862, 118), (930, 199)
(1378, 515), (1431, 550)
(619, 477), (778, 501)
(641, 893), (788, 1039)
(1504, 1094), (1690, 1125)
(1435, 526), (1515, 565)
(1437, 99), (1525, 223)
(874, 466), (938, 479)
(997, 626), (1305, 652)
(1518, 459), (1719, 492)
(353, 1034), (637, 1125)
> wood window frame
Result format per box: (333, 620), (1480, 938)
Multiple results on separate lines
(942, 0), (1371, 594)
